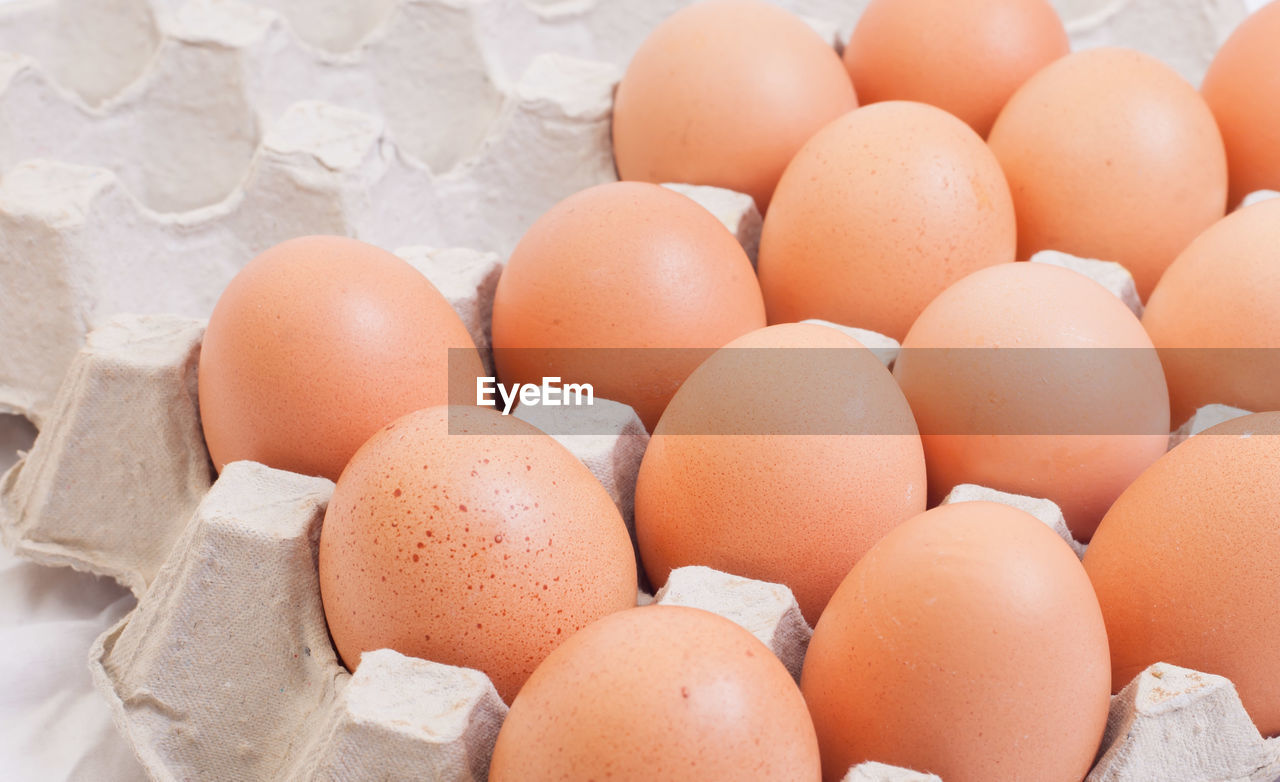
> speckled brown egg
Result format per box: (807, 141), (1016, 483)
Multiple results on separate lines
(317, 405), (637, 702)
(1085, 413), (1280, 736)
(491, 181), (765, 431)
(612, 0), (857, 211)
(1142, 198), (1280, 426)
(634, 323), (926, 623)
(198, 235), (483, 481)
(844, 0), (1068, 136)
(756, 101), (1016, 341)
(489, 605), (822, 781)
(1202, 1), (1280, 207)
(987, 47), (1228, 299)
(802, 501), (1111, 782)
(894, 262), (1169, 540)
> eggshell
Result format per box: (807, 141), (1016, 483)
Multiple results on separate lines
(1142, 199), (1280, 425)
(844, 0), (1068, 136)
(489, 605), (822, 781)
(987, 47), (1228, 299)
(1084, 412), (1280, 737)
(757, 101), (1016, 341)
(1202, 2), (1280, 207)
(198, 235), (483, 481)
(893, 262), (1169, 540)
(801, 501), (1111, 782)
(491, 181), (765, 431)
(634, 323), (926, 623)
(612, 0), (856, 211)
(317, 405), (638, 703)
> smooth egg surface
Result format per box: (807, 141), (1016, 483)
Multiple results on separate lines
(612, 0), (856, 210)
(1085, 412), (1280, 737)
(988, 47), (1227, 299)
(801, 501), (1111, 782)
(198, 235), (483, 481)
(757, 101), (1016, 341)
(635, 322), (926, 623)
(490, 605), (822, 781)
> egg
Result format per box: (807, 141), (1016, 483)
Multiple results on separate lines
(490, 181), (765, 431)
(612, 0), (856, 211)
(1084, 413), (1280, 736)
(489, 605), (822, 781)
(634, 323), (926, 622)
(844, 0), (1068, 136)
(757, 101), (1016, 341)
(198, 235), (483, 481)
(801, 501), (1111, 782)
(317, 405), (637, 702)
(1202, 2), (1280, 207)
(1142, 199), (1280, 426)
(893, 262), (1169, 540)
(987, 47), (1228, 299)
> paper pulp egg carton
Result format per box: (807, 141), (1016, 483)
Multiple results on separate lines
(2, 0), (1278, 779)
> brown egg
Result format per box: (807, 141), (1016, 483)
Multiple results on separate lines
(491, 181), (765, 431)
(894, 262), (1169, 540)
(612, 0), (856, 211)
(198, 235), (483, 481)
(1084, 413), (1280, 736)
(1142, 199), (1280, 426)
(634, 323), (926, 622)
(987, 47), (1228, 299)
(802, 501), (1111, 782)
(1202, 2), (1280, 207)
(757, 101), (1016, 341)
(844, 0), (1068, 136)
(317, 405), (637, 702)
(490, 605), (822, 781)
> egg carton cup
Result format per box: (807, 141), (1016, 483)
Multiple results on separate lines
(1, 311), (1277, 781)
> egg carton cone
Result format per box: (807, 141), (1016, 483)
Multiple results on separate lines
(800, 319), (902, 368)
(1170, 403), (1254, 449)
(1088, 663), (1280, 782)
(1242, 189), (1280, 207)
(844, 762), (943, 782)
(940, 483), (1089, 559)
(1030, 250), (1146, 318)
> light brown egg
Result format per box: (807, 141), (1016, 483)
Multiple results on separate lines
(634, 323), (925, 623)
(612, 0), (856, 211)
(198, 235), (483, 481)
(317, 405), (637, 703)
(490, 181), (765, 431)
(1084, 413), (1280, 736)
(757, 101), (1016, 341)
(987, 47), (1228, 299)
(1202, 2), (1280, 207)
(1142, 199), (1280, 426)
(489, 605), (822, 781)
(893, 262), (1169, 540)
(844, 0), (1068, 136)
(802, 501), (1111, 782)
